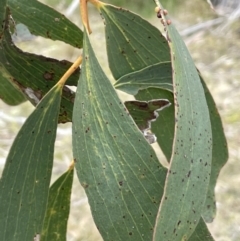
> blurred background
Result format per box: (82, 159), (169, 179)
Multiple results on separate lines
(0, 0), (239, 240)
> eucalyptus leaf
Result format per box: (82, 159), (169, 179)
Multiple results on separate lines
(72, 30), (167, 241)
(115, 62), (173, 95)
(8, 0), (83, 48)
(0, 84), (62, 241)
(99, 4), (170, 79)
(0, 15), (78, 122)
(100, 3), (227, 224)
(153, 14), (212, 241)
(41, 165), (74, 241)
(200, 78), (228, 222)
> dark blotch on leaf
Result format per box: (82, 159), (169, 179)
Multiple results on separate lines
(43, 71), (54, 81)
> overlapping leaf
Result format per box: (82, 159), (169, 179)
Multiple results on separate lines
(0, 14), (78, 122)
(72, 30), (167, 241)
(0, 83), (62, 241)
(41, 165), (74, 241)
(100, 3), (228, 225)
(152, 12), (212, 241)
(99, 4), (170, 79)
(114, 62), (173, 95)
(200, 78), (228, 222)
(0, 72), (26, 105)
(8, 0), (83, 48)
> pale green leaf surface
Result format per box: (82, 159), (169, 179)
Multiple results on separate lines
(100, 4), (170, 80)
(0, 72), (26, 105)
(153, 19), (212, 241)
(0, 21), (78, 122)
(41, 166), (74, 241)
(8, 0), (83, 48)
(72, 30), (167, 241)
(114, 62), (173, 95)
(0, 84), (62, 241)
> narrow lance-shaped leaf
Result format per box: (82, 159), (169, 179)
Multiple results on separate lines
(72, 30), (167, 241)
(114, 62), (173, 95)
(99, 4), (171, 80)
(135, 75), (228, 222)
(8, 0), (83, 48)
(41, 164), (74, 241)
(136, 88), (216, 240)
(0, 17), (78, 122)
(153, 8), (212, 241)
(0, 83), (63, 241)
(200, 78), (228, 222)
(99, 2), (221, 237)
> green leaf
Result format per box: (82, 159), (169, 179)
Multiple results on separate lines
(8, 0), (83, 48)
(41, 165), (74, 241)
(0, 16), (78, 122)
(0, 72), (26, 105)
(153, 15), (212, 241)
(99, 4), (170, 79)
(136, 78), (228, 223)
(98, 2), (223, 238)
(72, 30), (167, 241)
(115, 62), (173, 95)
(100, 3), (227, 223)
(124, 99), (170, 143)
(0, 83), (62, 241)
(200, 78), (228, 222)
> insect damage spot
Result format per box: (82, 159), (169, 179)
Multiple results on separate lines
(125, 99), (170, 144)
(33, 234), (40, 241)
(82, 183), (89, 189)
(24, 87), (42, 105)
(43, 71), (55, 81)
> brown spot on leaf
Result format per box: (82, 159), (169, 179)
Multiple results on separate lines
(43, 71), (54, 81)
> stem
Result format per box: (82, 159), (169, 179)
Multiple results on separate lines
(58, 56), (82, 86)
(80, 0), (92, 34)
(69, 160), (75, 170)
